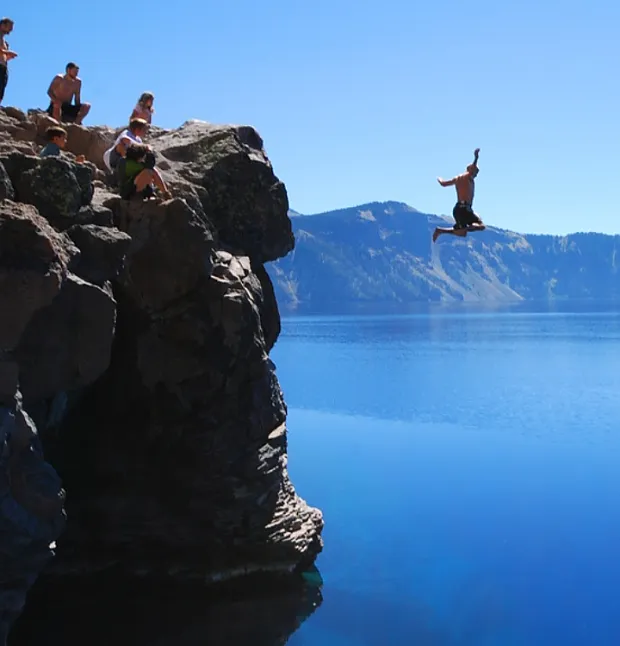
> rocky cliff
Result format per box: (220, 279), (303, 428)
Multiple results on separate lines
(270, 201), (620, 311)
(0, 108), (323, 644)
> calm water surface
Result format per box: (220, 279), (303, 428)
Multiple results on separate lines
(272, 306), (620, 646)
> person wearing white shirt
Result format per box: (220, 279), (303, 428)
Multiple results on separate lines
(103, 118), (149, 173)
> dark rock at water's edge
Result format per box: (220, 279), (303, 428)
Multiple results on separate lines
(0, 392), (65, 646)
(8, 568), (322, 646)
(0, 107), (322, 641)
(268, 201), (620, 311)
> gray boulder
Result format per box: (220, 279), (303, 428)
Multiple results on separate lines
(0, 201), (76, 352)
(152, 121), (294, 263)
(15, 157), (93, 228)
(14, 276), (116, 404)
(66, 224), (131, 284)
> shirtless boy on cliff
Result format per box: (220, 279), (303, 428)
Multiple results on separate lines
(432, 148), (486, 243)
(46, 62), (91, 125)
(0, 18), (17, 104)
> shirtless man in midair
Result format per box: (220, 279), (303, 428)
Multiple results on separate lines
(47, 62), (91, 125)
(0, 18), (17, 105)
(433, 148), (486, 243)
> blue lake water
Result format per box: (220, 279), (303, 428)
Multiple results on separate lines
(272, 307), (620, 646)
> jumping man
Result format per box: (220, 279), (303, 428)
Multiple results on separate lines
(433, 148), (485, 242)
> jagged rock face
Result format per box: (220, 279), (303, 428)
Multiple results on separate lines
(0, 201), (75, 351)
(46, 202), (322, 580)
(253, 262), (282, 353)
(151, 121), (294, 263)
(14, 276), (117, 404)
(0, 397), (66, 646)
(114, 197), (215, 312)
(0, 163), (14, 202)
(74, 204), (114, 228)
(0, 107), (322, 641)
(64, 123), (116, 170)
(0, 152), (108, 645)
(16, 158), (94, 229)
(0, 110), (38, 155)
(65, 224), (131, 284)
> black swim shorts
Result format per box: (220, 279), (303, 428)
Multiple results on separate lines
(120, 176), (155, 201)
(0, 65), (8, 103)
(46, 102), (81, 122)
(452, 203), (481, 230)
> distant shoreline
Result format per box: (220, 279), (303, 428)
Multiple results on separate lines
(279, 299), (620, 318)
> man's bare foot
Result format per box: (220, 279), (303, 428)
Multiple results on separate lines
(432, 228), (440, 243)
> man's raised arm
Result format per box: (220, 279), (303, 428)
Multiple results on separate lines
(437, 176), (457, 187)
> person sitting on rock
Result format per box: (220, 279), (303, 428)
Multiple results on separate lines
(46, 62), (91, 125)
(130, 92), (155, 124)
(103, 118), (149, 177)
(120, 143), (171, 201)
(40, 126), (85, 163)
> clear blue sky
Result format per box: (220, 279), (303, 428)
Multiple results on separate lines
(7, 0), (619, 234)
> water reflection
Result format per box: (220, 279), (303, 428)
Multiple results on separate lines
(289, 584), (517, 646)
(9, 570), (322, 646)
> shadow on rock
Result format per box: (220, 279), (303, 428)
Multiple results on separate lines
(8, 570), (323, 646)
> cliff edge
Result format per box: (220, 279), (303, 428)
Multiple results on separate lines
(0, 108), (323, 643)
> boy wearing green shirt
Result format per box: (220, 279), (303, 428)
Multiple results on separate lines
(121, 144), (171, 201)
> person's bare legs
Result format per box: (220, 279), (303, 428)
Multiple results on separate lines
(151, 168), (172, 199)
(51, 100), (62, 121)
(134, 169), (172, 200)
(75, 102), (90, 125)
(134, 169), (154, 194)
(433, 222), (485, 242)
(433, 227), (467, 242)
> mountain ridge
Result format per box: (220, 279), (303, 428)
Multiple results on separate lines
(268, 201), (620, 311)
(290, 200), (608, 236)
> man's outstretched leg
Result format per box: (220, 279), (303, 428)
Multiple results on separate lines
(433, 222), (485, 243)
(432, 227), (467, 242)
